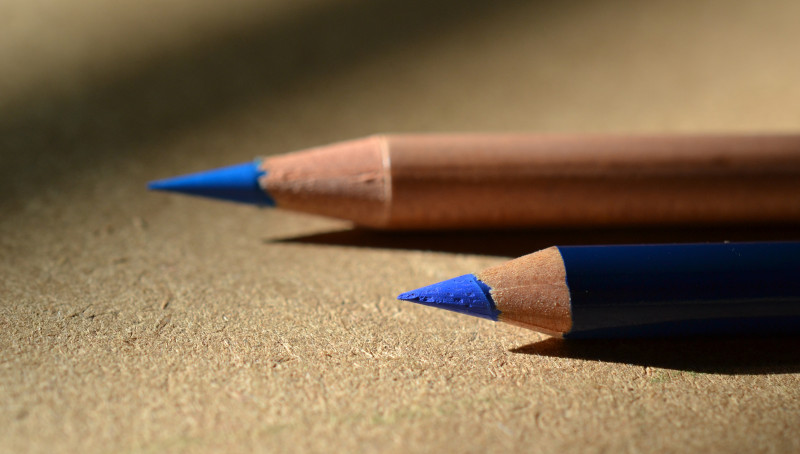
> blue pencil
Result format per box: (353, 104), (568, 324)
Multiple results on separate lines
(398, 242), (800, 338)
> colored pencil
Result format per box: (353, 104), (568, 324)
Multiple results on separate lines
(148, 134), (800, 229)
(397, 242), (800, 338)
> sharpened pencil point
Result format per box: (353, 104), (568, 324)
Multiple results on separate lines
(398, 274), (500, 321)
(148, 161), (275, 206)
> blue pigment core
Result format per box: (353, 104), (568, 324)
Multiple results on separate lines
(147, 161), (275, 206)
(397, 274), (500, 321)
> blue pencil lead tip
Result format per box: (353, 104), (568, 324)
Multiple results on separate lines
(397, 274), (500, 321)
(147, 161), (275, 206)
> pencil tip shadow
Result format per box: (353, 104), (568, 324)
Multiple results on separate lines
(510, 336), (800, 375)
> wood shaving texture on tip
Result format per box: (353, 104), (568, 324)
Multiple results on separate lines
(477, 246), (572, 335)
(260, 136), (390, 227)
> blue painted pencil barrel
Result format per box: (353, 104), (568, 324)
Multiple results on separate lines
(560, 242), (800, 338)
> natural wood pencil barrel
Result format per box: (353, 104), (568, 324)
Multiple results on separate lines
(260, 134), (800, 229)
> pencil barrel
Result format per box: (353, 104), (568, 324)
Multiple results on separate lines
(558, 243), (800, 338)
(261, 134), (800, 229)
(384, 134), (800, 229)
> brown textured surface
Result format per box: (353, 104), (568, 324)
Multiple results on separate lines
(478, 247), (572, 335)
(3, 0), (800, 453)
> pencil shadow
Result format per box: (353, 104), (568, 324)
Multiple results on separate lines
(271, 224), (800, 257)
(0, 0), (528, 207)
(510, 336), (800, 375)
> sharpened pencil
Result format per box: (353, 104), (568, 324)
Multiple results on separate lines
(148, 134), (800, 229)
(397, 242), (800, 338)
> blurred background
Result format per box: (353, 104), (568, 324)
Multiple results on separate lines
(3, 0), (799, 215)
(2, 0), (800, 452)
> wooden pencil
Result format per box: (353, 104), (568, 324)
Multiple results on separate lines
(148, 134), (800, 229)
(397, 242), (800, 338)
